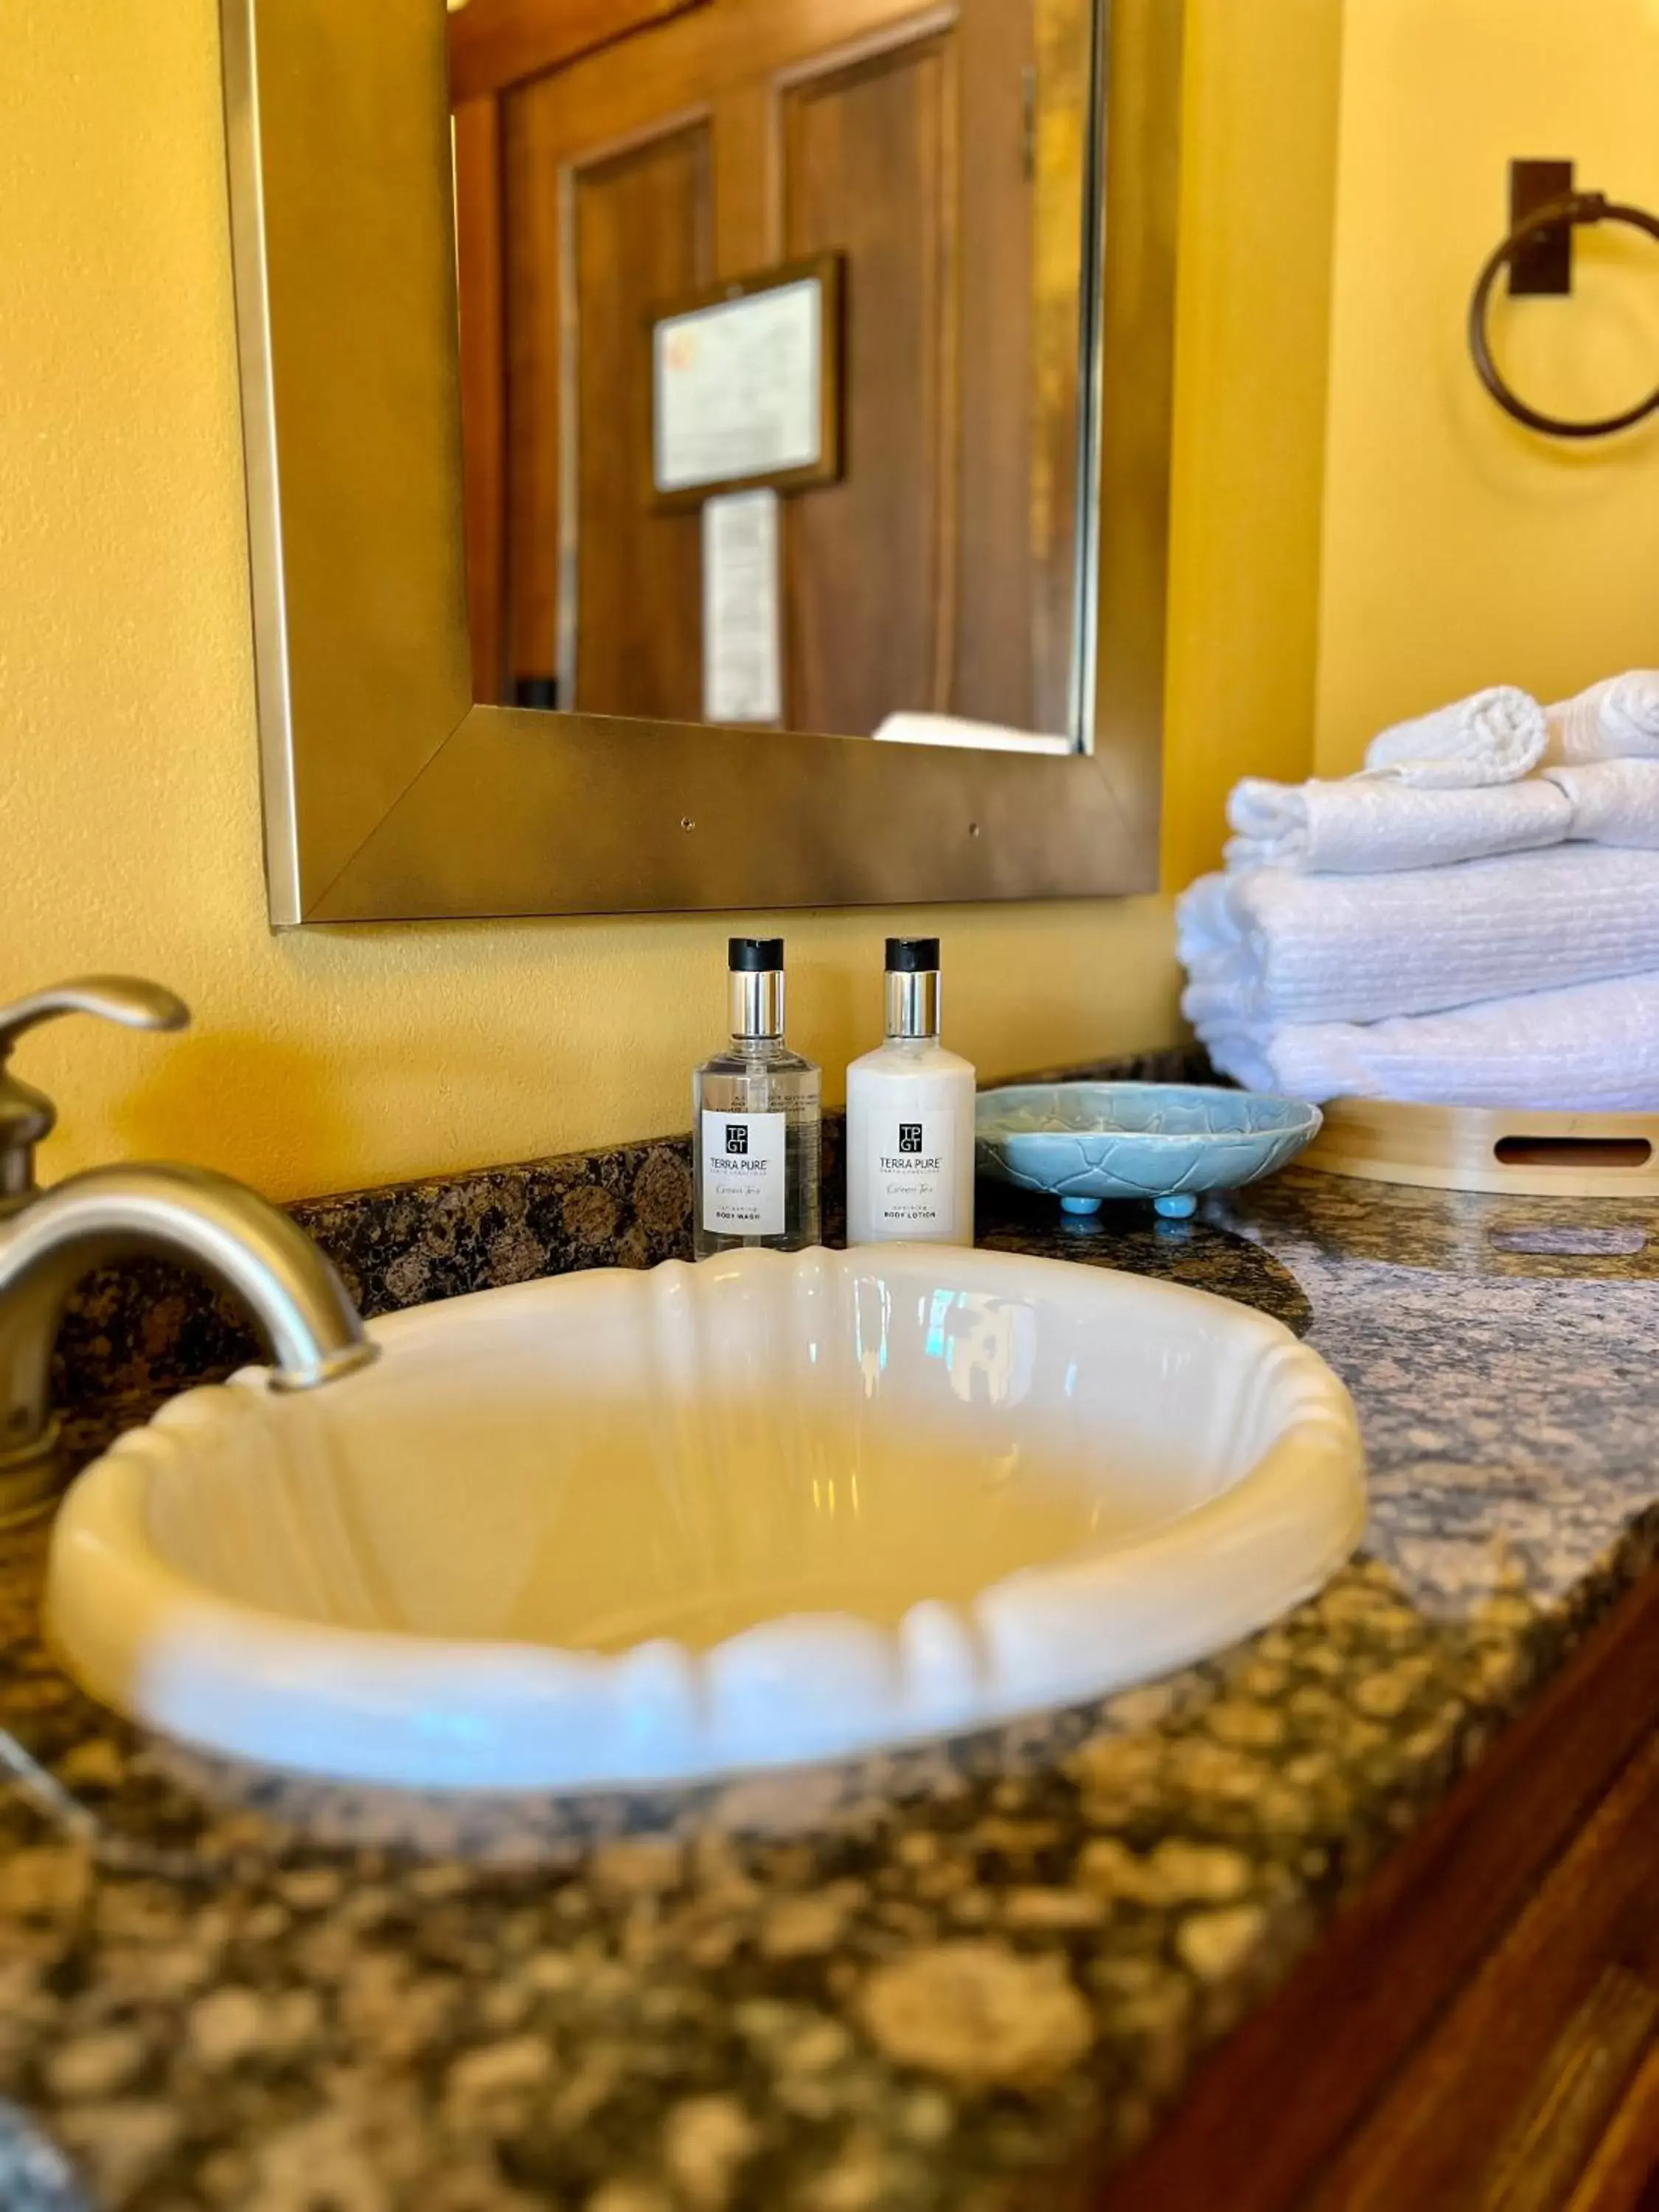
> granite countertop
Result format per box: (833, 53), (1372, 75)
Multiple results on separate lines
(4, 1160), (1659, 2212)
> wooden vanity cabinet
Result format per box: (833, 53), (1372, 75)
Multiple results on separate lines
(1088, 1568), (1659, 2212)
(1306, 1726), (1659, 2212)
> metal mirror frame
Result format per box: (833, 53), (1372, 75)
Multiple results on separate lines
(218, 0), (1183, 927)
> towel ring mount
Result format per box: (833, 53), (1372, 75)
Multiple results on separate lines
(1468, 192), (1659, 439)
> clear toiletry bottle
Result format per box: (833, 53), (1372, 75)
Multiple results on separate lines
(846, 938), (976, 1246)
(692, 938), (821, 1260)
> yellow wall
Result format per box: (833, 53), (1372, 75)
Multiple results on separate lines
(0, 2), (1187, 1204)
(1314, 0), (1659, 776)
(1161, 0), (1344, 888)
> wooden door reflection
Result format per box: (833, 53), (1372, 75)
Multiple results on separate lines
(450, 0), (1088, 737)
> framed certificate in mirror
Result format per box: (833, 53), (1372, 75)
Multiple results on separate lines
(652, 255), (843, 506)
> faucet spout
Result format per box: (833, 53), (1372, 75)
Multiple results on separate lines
(0, 1163), (377, 1525)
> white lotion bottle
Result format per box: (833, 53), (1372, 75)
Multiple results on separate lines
(846, 938), (975, 1246)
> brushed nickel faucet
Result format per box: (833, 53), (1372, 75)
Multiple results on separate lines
(0, 978), (376, 1527)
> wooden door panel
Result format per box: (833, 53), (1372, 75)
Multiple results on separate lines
(448, 0), (708, 105)
(780, 29), (956, 737)
(711, 81), (771, 277)
(454, 96), (507, 703)
(953, 0), (1038, 730)
(571, 124), (713, 719)
(479, 0), (1060, 734)
(501, 86), (567, 686)
(515, 0), (964, 166)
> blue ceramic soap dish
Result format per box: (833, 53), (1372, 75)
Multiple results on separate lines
(975, 1082), (1323, 1219)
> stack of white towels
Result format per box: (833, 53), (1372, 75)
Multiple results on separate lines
(1178, 674), (1659, 1110)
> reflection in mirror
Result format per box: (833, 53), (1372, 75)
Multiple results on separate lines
(449, 0), (1093, 752)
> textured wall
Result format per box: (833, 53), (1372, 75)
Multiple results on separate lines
(0, 3), (1183, 1202)
(1315, 0), (1659, 773)
(1160, 0), (1346, 888)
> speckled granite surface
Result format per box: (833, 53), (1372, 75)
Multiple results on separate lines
(5, 1119), (1659, 2211)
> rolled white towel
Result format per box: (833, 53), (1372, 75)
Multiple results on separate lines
(1544, 672), (1659, 765)
(1362, 685), (1548, 788)
(1178, 844), (1659, 1029)
(1547, 759), (1659, 848)
(1225, 774), (1569, 875)
(1203, 970), (1659, 1111)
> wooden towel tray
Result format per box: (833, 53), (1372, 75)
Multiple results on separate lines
(1301, 1100), (1659, 1197)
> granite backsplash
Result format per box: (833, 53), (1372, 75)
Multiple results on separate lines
(49, 1052), (1198, 1413)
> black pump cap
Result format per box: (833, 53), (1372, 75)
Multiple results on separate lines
(886, 937), (941, 973)
(729, 937), (785, 973)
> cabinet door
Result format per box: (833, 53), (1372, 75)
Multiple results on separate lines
(1092, 1573), (1659, 2212)
(1306, 1724), (1659, 2212)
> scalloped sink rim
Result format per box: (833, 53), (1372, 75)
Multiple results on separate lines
(44, 1245), (1365, 1794)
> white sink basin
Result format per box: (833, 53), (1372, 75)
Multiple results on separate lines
(45, 1246), (1364, 1792)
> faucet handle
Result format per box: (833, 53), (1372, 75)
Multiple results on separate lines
(0, 977), (190, 1215)
(0, 976), (189, 1048)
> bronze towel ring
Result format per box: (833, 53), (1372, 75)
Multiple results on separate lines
(1468, 191), (1659, 439)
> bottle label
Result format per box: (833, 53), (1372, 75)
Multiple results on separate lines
(701, 1110), (787, 1237)
(873, 1113), (956, 1236)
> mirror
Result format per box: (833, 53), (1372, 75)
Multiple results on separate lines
(219, 0), (1180, 924)
(451, 0), (1093, 752)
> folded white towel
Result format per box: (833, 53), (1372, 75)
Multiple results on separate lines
(1545, 672), (1659, 765)
(1204, 970), (1659, 1110)
(1178, 844), (1659, 1029)
(1546, 759), (1659, 849)
(1362, 686), (1548, 788)
(1225, 775), (1569, 875)
(873, 712), (1071, 754)
(1225, 759), (1659, 875)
